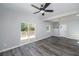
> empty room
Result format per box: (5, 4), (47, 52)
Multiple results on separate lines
(0, 3), (79, 56)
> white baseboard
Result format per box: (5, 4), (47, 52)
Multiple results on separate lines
(0, 36), (51, 53)
(1, 35), (78, 53)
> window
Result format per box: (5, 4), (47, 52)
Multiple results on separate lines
(21, 23), (35, 40)
(46, 25), (51, 32)
(53, 22), (59, 29)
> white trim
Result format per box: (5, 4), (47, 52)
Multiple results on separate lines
(0, 41), (29, 53)
(43, 9), (79, 21)
(0, 36), (51, 53)
(0, 35), (78, 53)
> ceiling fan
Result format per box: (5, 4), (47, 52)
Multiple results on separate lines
(31, 3), (54, 16)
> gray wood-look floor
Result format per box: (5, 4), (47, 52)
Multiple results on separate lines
(0, 36), (79, 56)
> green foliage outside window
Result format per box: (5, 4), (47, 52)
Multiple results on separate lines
(21, 23), (35, 32)
(21, 23), (28, 32)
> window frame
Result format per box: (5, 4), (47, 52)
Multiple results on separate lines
(20, 23), (36, 41)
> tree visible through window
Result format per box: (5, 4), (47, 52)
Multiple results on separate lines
(21, 23), (35, 40)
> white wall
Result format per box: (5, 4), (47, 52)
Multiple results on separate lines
(52, 22), (60, 36)
(0, 5), (53, 52)
(0, 10), (4, 50)
(59, 15), (79, 40)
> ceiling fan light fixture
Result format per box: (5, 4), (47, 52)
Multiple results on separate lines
(40, 10), (45, 13)
(31, 3), (53, 16)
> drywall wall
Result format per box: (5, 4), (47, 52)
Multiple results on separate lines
(0, 4), (53, 52)
(59, 15), (79, 40)
(0, 10), (4, 50)
(51, 22), (60, 36)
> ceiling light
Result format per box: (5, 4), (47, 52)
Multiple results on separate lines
(40, 10), (44, 13)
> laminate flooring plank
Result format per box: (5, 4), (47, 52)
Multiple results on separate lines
(0, 36), (79, 56)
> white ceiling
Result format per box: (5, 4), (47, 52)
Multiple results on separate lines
(0, 3), (79, 20)
(41, 3), (79, 19)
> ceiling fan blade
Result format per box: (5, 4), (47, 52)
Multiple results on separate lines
(45, 10), (54, 12)
(31, 4), (40, 10)
(42, 13), (45, 16)
(43, 3), (50, 10)
(33, 11), (40, 14)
